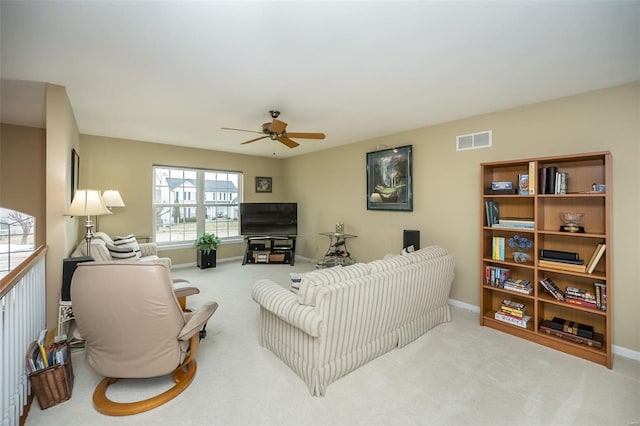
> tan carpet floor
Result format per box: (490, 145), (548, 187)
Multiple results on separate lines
(26, 258), (640, 426)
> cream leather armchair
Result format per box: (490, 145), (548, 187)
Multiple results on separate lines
(71, 262), (218, 416)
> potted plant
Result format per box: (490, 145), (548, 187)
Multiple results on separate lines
(194, 232), (220, 269)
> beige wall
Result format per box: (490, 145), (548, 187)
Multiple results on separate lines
(79, 135), (287, 265)
(0, 124), (47, 246)
(286, 82), (639, 353)
(78, 82), (639, 353)
(46, 84), (81, 329)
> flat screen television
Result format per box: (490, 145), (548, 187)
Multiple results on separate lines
(240, 202), (297, 236)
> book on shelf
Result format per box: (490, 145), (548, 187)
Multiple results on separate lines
(539, 277), (565, 301)
(565, 286), (596, 299)
(492, 237), (505, 261)
(538, 259), (586, 274)
(539, 256), (583, 265)
(485, 201), (500, 227)
(555, 172), (568, 194)
(564, 297), (598, 309)
(494, 218), (534, 229)
(539, 249), (579, 262)
(528, 161), (536, 195)
(538, 166), (558, 194)
(491, 202), (500, 225)
(586, 243), (606, 274)
(495, 311), (531, 328)
(485, 266), (510, 288)
(500, 299), (526, 317)
(500, 307), (525, 319)
(594, 282), (607, 311)
(539, 320), (603, 349)
(503, 278), (533, 294)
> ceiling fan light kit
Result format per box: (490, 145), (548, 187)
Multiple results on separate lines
(222, 110), (326, 148)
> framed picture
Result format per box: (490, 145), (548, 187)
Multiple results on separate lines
(71, 148), (80, 200)
(366, 145), (413, 211)
(255, 176), (272, 193)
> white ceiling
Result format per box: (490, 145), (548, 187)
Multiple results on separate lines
(1, 1), (639, 158)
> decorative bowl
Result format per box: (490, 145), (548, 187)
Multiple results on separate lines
(559, 212), (585, 226)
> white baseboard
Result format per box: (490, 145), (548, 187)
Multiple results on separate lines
(448, 298), (640, 362)
(448, 298), (480, 313)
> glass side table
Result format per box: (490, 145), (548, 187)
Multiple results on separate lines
(316, 232), (357, 268)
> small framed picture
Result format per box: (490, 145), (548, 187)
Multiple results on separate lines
(518, 173), (529, 195)
(255, 176), (272, 193)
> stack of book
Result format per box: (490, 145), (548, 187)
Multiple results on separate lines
(538, 249), (585, 273)
(539, 277), (565, 301)
(494, 299), (530, 328)
(539, 317), (603, 348)
(503, 278), (533, 295)
(484, 265), (510, 288)
(565, 286), (597, 309)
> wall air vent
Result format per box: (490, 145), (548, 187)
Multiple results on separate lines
(456, 130), (492, 151)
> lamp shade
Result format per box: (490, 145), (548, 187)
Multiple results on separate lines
(101, 190), (125, 208)
(64, 189), (112, 216)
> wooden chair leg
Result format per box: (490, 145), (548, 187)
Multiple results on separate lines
(177, 296), (188, 311)
(92, 335), (199, 416)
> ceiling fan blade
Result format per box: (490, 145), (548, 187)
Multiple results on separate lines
(277, 137), (300, 148)
(241, 136), (268, 145)
(285, 132), (326, 139)
(221, 127), (263, 134)
(270, 119), (288, 134)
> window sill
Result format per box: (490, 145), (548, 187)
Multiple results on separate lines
(157, 238), (244, 252)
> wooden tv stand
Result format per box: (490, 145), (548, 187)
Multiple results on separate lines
(242, 236), (296, 266)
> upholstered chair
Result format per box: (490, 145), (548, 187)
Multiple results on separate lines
(71, 262), (218, 415)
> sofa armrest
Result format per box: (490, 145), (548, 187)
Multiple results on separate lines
(252, 279), (323, 338)
(138, 242), (158, 257)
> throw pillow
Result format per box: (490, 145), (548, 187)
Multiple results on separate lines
(107, 235), (141, 259)
(113, 234), (137, 245)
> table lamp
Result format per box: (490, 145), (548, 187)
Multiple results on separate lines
(101, 190), (125, 209)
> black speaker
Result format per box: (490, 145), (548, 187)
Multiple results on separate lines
(403, 230), (420, 251)
(61, 257), (93, 302)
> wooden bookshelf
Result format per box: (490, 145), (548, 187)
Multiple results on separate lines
(480, 152), (612, 368)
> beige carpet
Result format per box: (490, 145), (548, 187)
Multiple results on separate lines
(26, 258), (640, 426)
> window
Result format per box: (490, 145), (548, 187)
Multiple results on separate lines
(153, 166), (242, 245)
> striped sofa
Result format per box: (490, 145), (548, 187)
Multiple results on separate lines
(251, 245), (455, 396)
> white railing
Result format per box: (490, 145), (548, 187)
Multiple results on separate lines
(0, 247), (46, 426)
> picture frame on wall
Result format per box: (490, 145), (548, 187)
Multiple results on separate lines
(71, 148), (80, 200)
(255, 176), (272, 193)
(366, 145), (413, 211)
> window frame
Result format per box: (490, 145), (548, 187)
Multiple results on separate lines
(152, 165), (243, 247)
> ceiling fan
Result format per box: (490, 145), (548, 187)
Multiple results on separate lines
(222, 110), (326, 148)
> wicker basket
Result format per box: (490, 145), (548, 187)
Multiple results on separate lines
(28, 342), (74, 409)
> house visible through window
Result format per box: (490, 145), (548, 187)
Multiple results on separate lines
(153, 166), (242, 245)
